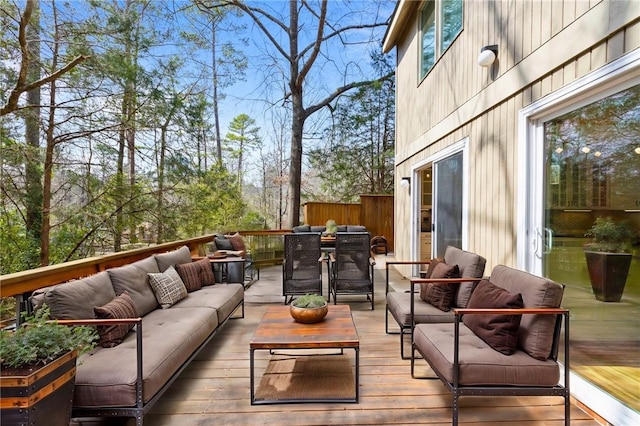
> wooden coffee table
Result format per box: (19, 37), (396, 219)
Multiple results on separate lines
(249, 304), (359, 404)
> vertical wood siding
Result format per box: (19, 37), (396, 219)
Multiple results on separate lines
(393, 0), (640, 270)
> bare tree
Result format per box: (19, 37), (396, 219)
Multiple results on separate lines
(197, 0), (393, 227)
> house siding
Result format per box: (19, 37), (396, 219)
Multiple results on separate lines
(390, 0), (640, 272)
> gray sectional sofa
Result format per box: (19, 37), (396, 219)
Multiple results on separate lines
(292, 224), (367, 233)
(29, 245), (244, 426)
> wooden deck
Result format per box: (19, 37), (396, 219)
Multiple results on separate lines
(76, 263), (599, 426)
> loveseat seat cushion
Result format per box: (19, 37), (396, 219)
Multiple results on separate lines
(107, 264), (158, 317)
(154, 245), (191, 272)
(44, 271), (116, 320)
(387, 291), (455, 327)
(172, 284), (243, 324)
(413, 322), (560, 386)
(74, 306), (219, 408)
(489, 265), (564, 360)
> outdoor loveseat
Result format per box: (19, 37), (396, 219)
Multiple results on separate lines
(411, 265), (570, 425)
(385, 246), (486, 358)
(29, 245), (244, 426)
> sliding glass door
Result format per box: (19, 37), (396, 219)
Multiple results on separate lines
(432, 151), (463, 257)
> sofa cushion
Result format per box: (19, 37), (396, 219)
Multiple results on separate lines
(130, 256), (160, 274)
(225, 232), (246, 252)
(175, 258), (215, 291)
(154, 245), (191, 272)
(107, 264), (158, 316)
(173, 284), (244, 324)
(489, 265), (564, 360)
(463, 279), (524, 355)
(413, 322), (560, 386)
(310, 226), (326, 233)
(292, 225), (311, 233)
(148, 266), (188, 309)
(443, 246), (486, 308)
(387, 291), (455, 327)
(346, 225), (366, 232)
(214, 235), (234, 251)
(336, 225), (348, 232)
(420, 262), (460, 311)
(44, 271), (116, 320)
(75, 306), (219, 407)
(94, 291), (137, 348)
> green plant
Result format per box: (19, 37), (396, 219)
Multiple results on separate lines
(292, 294), (327, 308)
(0, 305), (97, 370)
(585, 217), (633, 253)
(325, 219), (337, 234)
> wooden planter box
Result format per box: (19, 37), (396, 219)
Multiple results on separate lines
(0, 350), (77, 426)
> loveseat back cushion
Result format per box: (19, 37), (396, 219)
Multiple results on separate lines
(462, 279), (524, 355)
(292, 225), (311, 233)
(130, 255), (160, 274)
(489, 265), (564, 360)
(336, 225), (348, 232)
(154, 245), (191, 272)
(108, 264), (159, 316)
(419, 262), (460, 311)
(443, 246), (486, 308)
(148, 266), (188, 309)
(94, 291), (137, 348)
(346, 225), (367, 232)
(310, 226), (326, 233)
(43, 271), (116, 320)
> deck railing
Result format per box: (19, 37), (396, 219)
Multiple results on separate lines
(0, 230), (290, 320)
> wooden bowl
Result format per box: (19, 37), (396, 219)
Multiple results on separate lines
(290, 304), (328, 324)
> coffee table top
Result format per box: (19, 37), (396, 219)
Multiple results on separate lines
(250, 305), (359, 350)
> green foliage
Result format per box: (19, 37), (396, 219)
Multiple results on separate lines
(292, 294), (327, 308)
(0, 305), (97, 369)
(585, 217), (633, 253)
(325, 219), (337, 234)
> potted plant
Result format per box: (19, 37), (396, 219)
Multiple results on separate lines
(290, 294), (328, 323)
(0, 305), (97, 426)
(584, 217), (633, 302)
(325, 219), (338, 235)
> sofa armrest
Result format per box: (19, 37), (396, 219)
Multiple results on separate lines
(56, 318), (145, 409)
(385, 260), (433, 294)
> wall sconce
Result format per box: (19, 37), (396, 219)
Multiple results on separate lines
(478, 44), (498, 67)
(635, 147), (640, 155)
(400, 177), (411, 188)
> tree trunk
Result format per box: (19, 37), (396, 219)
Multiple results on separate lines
(212, 21), (222, 165)
(287, 0), (303, 228)
(24, 0), (43, 267)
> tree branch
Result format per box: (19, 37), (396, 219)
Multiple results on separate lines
(303, 71), (394, 119)
(0, 0), (89, 117)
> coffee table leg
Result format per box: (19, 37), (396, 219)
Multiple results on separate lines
(250, 348), (255, 404)
(355, 347), (360, 402)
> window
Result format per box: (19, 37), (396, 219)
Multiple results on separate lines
(420, 0), (464, 79)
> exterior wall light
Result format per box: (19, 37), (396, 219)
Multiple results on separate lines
(478, 45), (498, 67)
(400, 177), (411, 188)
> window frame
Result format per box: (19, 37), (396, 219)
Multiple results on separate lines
(419, 0), (464, 81)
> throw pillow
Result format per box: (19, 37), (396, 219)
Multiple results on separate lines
(148, 265), (188, 309)
(175, 258), (215, 291)
(225, 232), (247, 253)
(463, 279), (524, 355)
(423, 257), (443, 279)
(94, 291), (137, 348)
(214, 235), (234, 251)
(420, 262), (460, 311)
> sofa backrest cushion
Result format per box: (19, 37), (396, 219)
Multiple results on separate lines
(336, 225), (348, 232)
(443, 246), (486, 308)
(43, 271), (116, 320)
(419, 262), (460, 311)
(130, 255), (160, 274)
(108, 264), (159, 316)
(310, 226), (326, 233)
(94, 291), (137, 347)
(463, 279), (524, 355)
(175, 258), (215, 291)
(346, 225), (366, 232)
(489, 265), (564, 360)
(147, 265), (188, 309)
(292, 225), (311, 233)
(154, 245), (191, 272)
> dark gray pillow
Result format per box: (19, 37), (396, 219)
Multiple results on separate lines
(214, 236), (234, 251)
